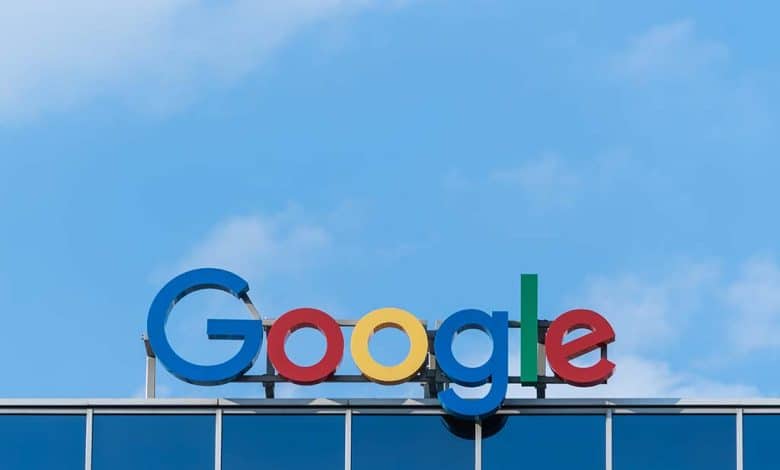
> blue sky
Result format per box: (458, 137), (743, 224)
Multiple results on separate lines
(1, 0), (779, 399)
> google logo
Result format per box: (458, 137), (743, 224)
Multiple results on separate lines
(147, 268), (616, 419)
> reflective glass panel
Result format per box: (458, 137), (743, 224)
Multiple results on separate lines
(613, 414), (735, 470)
(92, 414), (214, 470)
(0, 414), (85, 470)
(482, 414), (605, 469)
(744, 414), (780, 469)
(222, 414), (344, 469)
(352, 415), (474, 470)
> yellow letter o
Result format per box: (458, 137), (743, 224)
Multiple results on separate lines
(351, 307), (428, 385)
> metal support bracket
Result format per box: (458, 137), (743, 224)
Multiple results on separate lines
(142, 333), (156, 399)
(142, 317), (569, 399)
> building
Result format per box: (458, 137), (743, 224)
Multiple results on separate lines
(2, 270), (743, 469)
(0, 398), (772, 469)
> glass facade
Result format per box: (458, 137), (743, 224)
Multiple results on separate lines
(483, 414), (605, 469)
(352, 415), (474, 470)
(743, 414), (780, 470)
(222, 414), (344, 470)
(92, 414), (215, 470)
(0, 414), (85, 470)
(613, 414), (736, 470)
(0, 402), (767, 469)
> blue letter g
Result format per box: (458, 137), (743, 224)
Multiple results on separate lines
(434, 309), (508, 420)
(146, 268), (263, 385)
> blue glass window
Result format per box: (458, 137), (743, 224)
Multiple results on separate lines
(222, 414), (344, 469)
(352, 415), (474, 470)
(744, 414), (780, 469)
(0, 414), (85, 469)
(482, 414), (605, 469)
(92, 414), (215, 470)
(613, 414), (735, 470)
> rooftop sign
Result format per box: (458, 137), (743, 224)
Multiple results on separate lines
(147, 268), (615, 419)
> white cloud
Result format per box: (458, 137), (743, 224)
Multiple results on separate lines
(578, 263), (718, 352)
(449, 353), (757, 399)
(490, 153), (579, 204)
(0, 0), (388, 120)
(536, 262), (758, 398)
(614, 19), (728, 83)
(486, 149), (638, 205)
(543, 355), (758, 398)
(726, 257), (780, 353)
(174, 210), (330, 280)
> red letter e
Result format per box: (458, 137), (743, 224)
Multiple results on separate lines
(546, 309), (615, 387)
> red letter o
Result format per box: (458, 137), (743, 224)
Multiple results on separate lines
(267, 308), (344, 385)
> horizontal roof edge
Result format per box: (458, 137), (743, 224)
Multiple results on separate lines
(0, 398), (778, 408)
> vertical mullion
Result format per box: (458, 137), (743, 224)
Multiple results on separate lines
(475, 421), (482, 470)
(606, 409), (613, 470)
(215, 409), (222, 470)
(85, 409), (93, 470)
(345, 409), (352, 470)
(736, 409), (743, 470)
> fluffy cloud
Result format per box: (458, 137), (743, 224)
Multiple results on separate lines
(456, 354), (757, 399)
(614, 19), (728, 83)
(484, 149), (639, 207)
(726, 257), (780, 353)
(540, 263), (758, 398)
(578, 263), (718, 352)
(543, 355), (758, 398)
(490, 153), (580, 205)
(0, 0), (385, 120)
(174, 211), (330, 279)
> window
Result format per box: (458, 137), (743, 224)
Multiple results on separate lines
(482, 414), (605, 469)
(352, 415), (474, 470)
(92, 414), (214, 470)
(222, 414), (344, 469)
(0, 414), (85, 469)
(743, 414), (780, 470)
(613, 414), (735, 470)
